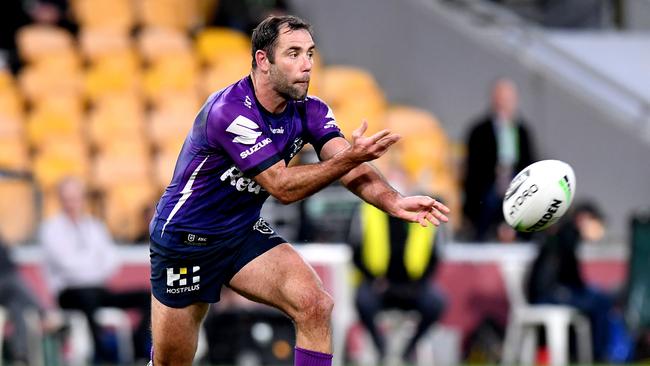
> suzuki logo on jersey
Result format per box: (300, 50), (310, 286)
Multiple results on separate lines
(226, 115), (262, 145)
(220, 166), (264, 194)
(166, 266), (200, 294)
(240, 137), (272, 159)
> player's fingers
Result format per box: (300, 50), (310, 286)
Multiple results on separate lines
(432, 200), (451, 214)
(376, 134), (400, 149)
(416, 211), (429, 227)
(426, 212), (441, 226)
(367, 129), (391, 144)
(431, 209), (449, 223)
(352, 120), (368, 139)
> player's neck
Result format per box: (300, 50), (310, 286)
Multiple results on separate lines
(250, 72), (288, 114)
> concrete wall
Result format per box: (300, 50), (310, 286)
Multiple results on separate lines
(290, 0), (650, 240)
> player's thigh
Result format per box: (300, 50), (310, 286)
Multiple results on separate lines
(228, 243), (332, 319)
(151, 295), (209, 364)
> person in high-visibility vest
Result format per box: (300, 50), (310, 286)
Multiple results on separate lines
(349, 200), (447, 362)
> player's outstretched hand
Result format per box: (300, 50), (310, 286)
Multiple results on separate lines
(393, 196), (450, 227)
(348, 120), (400, 163)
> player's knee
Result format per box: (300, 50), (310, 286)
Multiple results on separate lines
(292, 288), (333, 325)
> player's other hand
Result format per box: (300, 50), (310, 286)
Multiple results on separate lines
(348, 120), (400, 163)
(394, 196), (450, 227)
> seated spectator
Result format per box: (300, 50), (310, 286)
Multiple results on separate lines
(348, 166), (447, 363)
(39, 176), (151, 362)
(463, 78), (536, 242)
(526, 201), (616, 362)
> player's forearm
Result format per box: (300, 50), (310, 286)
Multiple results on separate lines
(341, 162), (401, 215)
(269, 150), (362, 204)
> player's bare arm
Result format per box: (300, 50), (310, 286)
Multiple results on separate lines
(320, 125), (451, 227)
(254, 121), (399, 204)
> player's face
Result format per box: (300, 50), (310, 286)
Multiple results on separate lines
(269, 27), (315, 100)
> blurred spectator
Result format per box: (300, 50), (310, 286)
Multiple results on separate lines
(39, 176), (151, 362)
(525, 201), (622, 362)
(0, 236), (62, 364)
(348, 166), (447, 363)
(210, 0), (288, 34)
(462, 78), (536, 242)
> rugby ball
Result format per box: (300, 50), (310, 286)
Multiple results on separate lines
(502, 160), (576, 232)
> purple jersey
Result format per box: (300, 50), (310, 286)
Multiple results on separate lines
(150, 76), (343, 248)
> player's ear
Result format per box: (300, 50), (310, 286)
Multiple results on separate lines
(255, 50), (271, 73)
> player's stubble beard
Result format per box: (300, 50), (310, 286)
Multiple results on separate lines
(269, 65), (310, 101)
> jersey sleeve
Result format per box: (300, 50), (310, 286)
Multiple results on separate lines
(206, 99), (282, 176)
(304, 97), (344, 155)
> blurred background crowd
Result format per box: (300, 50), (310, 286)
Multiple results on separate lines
(0, 0), (649, 365)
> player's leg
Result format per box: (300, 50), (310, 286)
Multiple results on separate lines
(228, 243), (334, 356)
(150, 296), (209, 366)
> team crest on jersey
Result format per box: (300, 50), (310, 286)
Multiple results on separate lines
(226, 115), (262, 145)
(288, 137), (304, 159)
(253, 218), (274, 235)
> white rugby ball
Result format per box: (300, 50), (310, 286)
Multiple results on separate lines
(502, 160), (576, 232)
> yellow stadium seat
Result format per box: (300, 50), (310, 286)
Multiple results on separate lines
(137, 27), (192, 63)
(18, 58), (83, 102)
(199, 56), (250, 97)
(85, 52), (142, 100)
(195, 27), (250, 66)
(79, 28), (133, 62)
(91, 139), (152, 189)
(153, 150), (179, 191)
(71, 0), (135, 31)
(143, 52), (199, 102)
(0, 179), (37, 244)
(26, 96), (83, 147)
(33, 152), (89, 191)
(385, 105), (446, 139)
(329, 97), (387, 138)
(137, 0), (200, 31)
(148, 92), (198, 150)
(321, 66), (385, 108)
(0, 89), (24, 122)
(16, 25), (75, 64)
(103, 182), (155, 241)
(0, 139), (29, 171)
(88, 95), (146, 149)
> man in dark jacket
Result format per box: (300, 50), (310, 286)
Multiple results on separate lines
(463, 78), (536, 241)
(526, 202), (612, 361)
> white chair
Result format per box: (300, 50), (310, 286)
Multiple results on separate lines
(500, 260), (592, 366)
(95, 307), (135, 364)
(356, 310), (439, 366)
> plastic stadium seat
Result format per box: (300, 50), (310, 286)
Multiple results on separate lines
(143, 52), (199, 103)
(16, 25), (75, 64)
(321, 66), (384, 107)
(0, 179), (37, 244)
(91, 140), (152, 189)
(85, 52), (142, 100)
(71, 0), (135, 31)
(103, 182), (155, 241)
(0, 139), (29, 171)
(329, 99), (387, 138)
(137, 27), (192, 63)
(136, 0), (200, 31)
(26, 96), (84, 147)
(88, 95), (146, 149)
(199, 57), (250, 97)
(18, 55), (83, 102)
(33, 151), (89, 192)
(148, 92), (198, 150)
(153, 150), (178, 191)
(78, 28), (133, 62)
(0, 89), (24, 123)
(195, 27), (250, 66)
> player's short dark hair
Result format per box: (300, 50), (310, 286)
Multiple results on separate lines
(251, 15), (313, 69)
